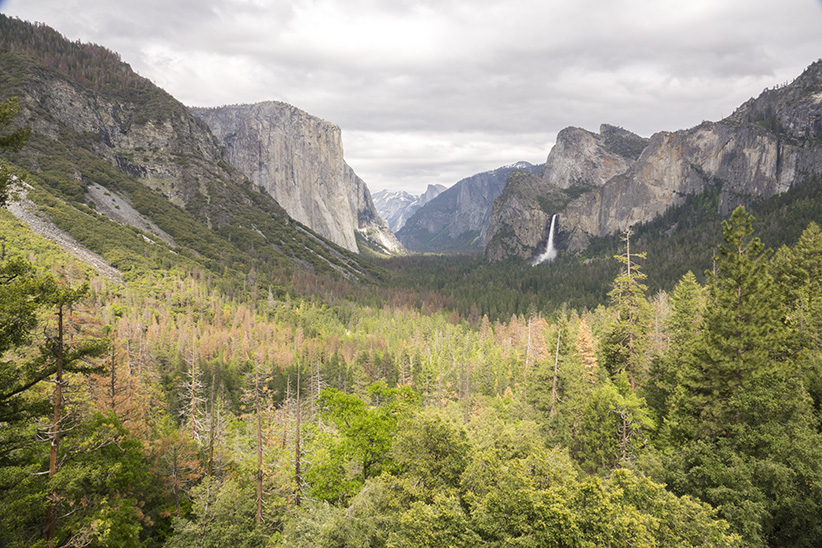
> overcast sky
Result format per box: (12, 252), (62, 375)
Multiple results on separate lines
(3, 0), (822, 195)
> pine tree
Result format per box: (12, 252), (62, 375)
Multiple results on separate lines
(674, 207), (793, 440)
(602, 228), (651, 391)
(664, 207), (822, 547)
(38, 280), (108, 546)
(645, 271), (704, 431)
(771, 222), (822, 411)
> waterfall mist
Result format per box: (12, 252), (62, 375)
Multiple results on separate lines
(530, 214), (558, 265)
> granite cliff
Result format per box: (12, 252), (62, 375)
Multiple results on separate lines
(190, 102), (402, 255)
(485, 60), (822, 261)
(485, 126), (647, 261)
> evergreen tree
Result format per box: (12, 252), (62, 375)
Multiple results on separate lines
(602, 228), (651, 391)
(672, 207), (793, 440)
(664, 207), (822, 547)
(644, 271), (704, 431)
(771, 222), (822, 411)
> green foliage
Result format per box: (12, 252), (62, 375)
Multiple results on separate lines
(392, 408), (471, 493)
(659, 208), (822, 547)
(602, 232), (651, 389)
(309, 383), (418, 503)
(644, 270), (704, 428)
(572, 374), (654, 474)
(0, 412), (151, 548)
(390, 492), (480, 548)
(165, 477), (270, 548)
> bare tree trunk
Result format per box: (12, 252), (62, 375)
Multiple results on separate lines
(45, 305), (65, 547)
(172, 445), (180, 516)
(462, 359), (470, 424)
(255, 364), (263, 523)
(109, 336), (117, 411)
(294, 369), (301, 506)
(524, 316), (532, 401)
(549, 328), (561, 420)
(208, 370), (216, 477)
(281, 376), (290, 450)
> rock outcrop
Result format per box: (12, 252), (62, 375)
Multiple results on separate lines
(485, 60), (822, 261)
(191, 102), (402, 254)
(540, 124), (646, 190)
(485, 126), (647, 261)
(485, 171), (555, 261)
(397, 162), (541, 252)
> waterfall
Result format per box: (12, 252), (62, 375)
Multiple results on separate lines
(531, 214), (558, 265)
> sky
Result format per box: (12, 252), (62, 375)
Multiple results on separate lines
(3, 0), (822, 195)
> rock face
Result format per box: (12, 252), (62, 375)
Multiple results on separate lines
(485, 126), (647, 261)
(485, 60), (822, 261)
(485, 171), (555, 261)
(373, 184), (446, 233)
(345, 164), (405, 254)
(397, 162), (541, 252)
(191, 102), (401, 254)
(541, 124), (647, 190)
(12, 64), (239, 219)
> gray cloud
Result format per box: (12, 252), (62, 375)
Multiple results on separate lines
(4, 0), (822, 194)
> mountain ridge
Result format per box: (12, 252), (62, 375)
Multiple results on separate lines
(485, 60), (822, 261)
(373, 183), (447, 233)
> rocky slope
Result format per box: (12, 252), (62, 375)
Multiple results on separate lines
(190, 102), (402, 255)
(485, 60), (822, 261)
(373, 183), (446, 233)
(397, 162), (541, 252)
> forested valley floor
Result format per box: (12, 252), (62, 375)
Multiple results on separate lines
(3, 198), (822, 547)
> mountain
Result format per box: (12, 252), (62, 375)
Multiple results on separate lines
(373, 183), (446, 233)
(0, 15), (381, 282)
(486, 125), (647, 261)
(485, 60), (822, 262)
(190, 102), (402, 255)
(396, 161), (542, 252)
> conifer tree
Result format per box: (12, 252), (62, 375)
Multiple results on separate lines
(673, 206), (792, 440)
(771, 222), (822, 410)
(602, 228), (651, 391)
(645, 271), (704, 429)
(664, 207), (822, 547)
(38, 280), (108, 546)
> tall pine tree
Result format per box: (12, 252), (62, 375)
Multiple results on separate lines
(664, 207), (822, 548)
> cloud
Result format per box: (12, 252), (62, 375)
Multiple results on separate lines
(4, 0), (822, 194)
